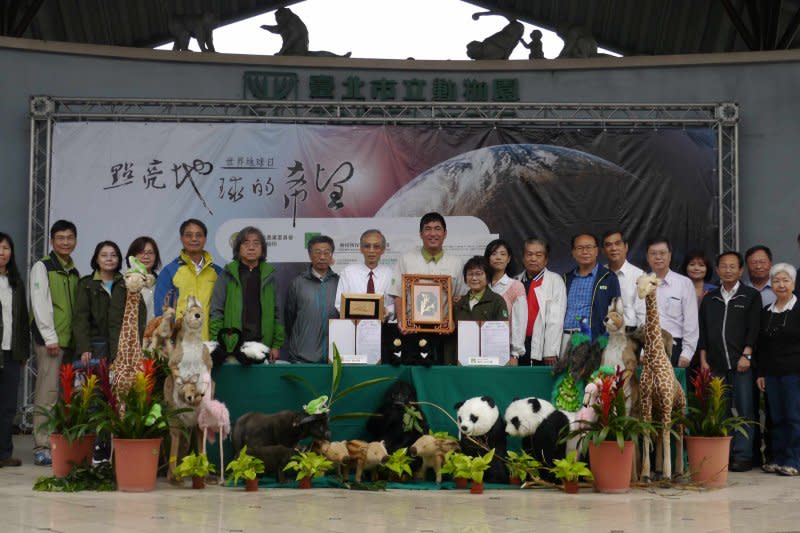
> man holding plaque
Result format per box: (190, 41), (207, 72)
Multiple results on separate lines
(335, 229), (394, 320)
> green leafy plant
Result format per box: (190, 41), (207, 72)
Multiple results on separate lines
(440, 451), (473, 480)
(549, 451), (593, 482)
(506, 450), (542, 482)
(428, 429), (459, 441)
(96, 359), (187, 439)
(281, 345), (394, 420)
(564, 369), (655, 453)
(380, 447), (414, 479)
(680, 366), (754, 437)
(33, 462), (115, 492)
(466, 449), (495, 484)
(403, 405), (424, 433)
(283, 450), (334, 480)
(174, 452), (216, 480)
(34, 363), (104, 442)
(226, 446), (265, 485)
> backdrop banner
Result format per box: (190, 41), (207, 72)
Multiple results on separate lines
(50, 122), (717, 306)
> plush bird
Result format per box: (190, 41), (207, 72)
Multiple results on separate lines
(198, 397), (231, 483)
(240, 341), (269, 364)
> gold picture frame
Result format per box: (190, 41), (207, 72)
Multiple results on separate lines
(400, 274), (454, 333)
(340, 293), (384, 321)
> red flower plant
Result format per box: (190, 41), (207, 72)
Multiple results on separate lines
(35, 362), (103, 442)
(689, 365), (713, 411)
(141, 358), (158, 401)
(59, 363), (75, 407)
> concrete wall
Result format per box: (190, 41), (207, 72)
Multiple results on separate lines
(2, 37), (799, 267)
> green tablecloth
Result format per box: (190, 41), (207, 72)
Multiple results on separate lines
(212, 364), (686, 444)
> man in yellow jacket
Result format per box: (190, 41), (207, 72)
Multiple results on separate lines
(154, 219), (221, 340)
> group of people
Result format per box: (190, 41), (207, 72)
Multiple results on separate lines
(0, 212), (798, 477)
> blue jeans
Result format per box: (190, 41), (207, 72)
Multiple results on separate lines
(765, 375), (800, 470)
(723, 369), (755, 463)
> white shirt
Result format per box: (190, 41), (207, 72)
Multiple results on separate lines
(489, 274), (527, 357)
(720, 281), (740, 304)
(655, 270), (699, 362)
(607, 260), (646, 328)
(0, 275), (11, 350)
(335, 263), (394, 319)
(768, 295), (797, 312)
(388, 248), (465, 298)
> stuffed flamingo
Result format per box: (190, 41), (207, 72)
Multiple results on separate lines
(197, 377), (231, 483)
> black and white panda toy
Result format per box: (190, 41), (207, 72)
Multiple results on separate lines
(455, 396), (508, 483)
(504, 397), (573, 482)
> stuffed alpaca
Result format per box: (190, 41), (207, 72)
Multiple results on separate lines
(601, 298), (641, 417)
(455, 396), (508, 483)
(504, 397), (573, 482)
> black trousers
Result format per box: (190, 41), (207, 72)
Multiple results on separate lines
(0, 351), (21, 460)
(669, 337), (683, 367)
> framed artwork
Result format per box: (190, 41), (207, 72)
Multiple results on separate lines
(340, 293), (384, 321)
(400, 274), (454, 333)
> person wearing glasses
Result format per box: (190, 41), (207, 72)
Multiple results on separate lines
(645, 236), (699, 368)
(756, 263), (800, 476)
(29, 219), (81, 466)
(745, 245), (776, 307)
(108, 236), (161, 359)
(285, 235), (339, 363)
(562, 233), (621, 345)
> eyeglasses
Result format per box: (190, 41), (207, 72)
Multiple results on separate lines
(310, 250), (332, 258)
(648, 250), (670, 257)
(138, 250), (156, 257)
(573, 245), (596, 252)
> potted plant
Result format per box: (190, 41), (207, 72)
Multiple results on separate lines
(35, 363), (104, 477)
(96, 358), (185, 492)
(174, 452), (216, 489)
(440, 450), (472, 489)
(283, 450), (334, 489)
(564, 369), (654, 493)
(466, 449), (495, 494)
(549, 451), (593, 493)
(226, 446), (265, 491)
(679, 366), (754, 488)
(380, 447), (414, 482)
(506, 450), (542, 485)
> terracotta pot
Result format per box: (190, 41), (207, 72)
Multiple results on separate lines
(113, 438), (162, 492)
(245, 478), (259, 491)
(50, 433), (95, 478)
(192, 476), (205, 489)
(563, 480), (579, 494)
(589, 440), (634, 493)
(298, 476), (312, 489)
(686, 436), (732, 488)
(454, 477), (469, 489)
(470, 481), (484, 494)
(509, 476), (521, 486)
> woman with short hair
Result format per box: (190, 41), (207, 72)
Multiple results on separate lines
(756, 262), (800, 476)
(484, 239), (527, 363)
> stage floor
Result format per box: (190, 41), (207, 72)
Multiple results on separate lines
(1, 434), (797, 533)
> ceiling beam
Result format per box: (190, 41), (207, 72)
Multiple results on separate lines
(777, 6), (800, 48)
(720, 0), (758, 49)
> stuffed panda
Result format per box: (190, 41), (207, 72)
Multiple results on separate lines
(504, 397), (573, 482)
(455, 396), (508, 483)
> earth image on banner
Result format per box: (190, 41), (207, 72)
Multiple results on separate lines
(375, 143), (659, 272)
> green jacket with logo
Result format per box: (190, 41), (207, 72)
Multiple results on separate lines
(30, 253), (80, 349)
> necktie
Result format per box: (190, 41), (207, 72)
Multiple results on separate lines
(367, 270), (375, 294)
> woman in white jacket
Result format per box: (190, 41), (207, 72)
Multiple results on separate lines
(485, 239), (527, 362)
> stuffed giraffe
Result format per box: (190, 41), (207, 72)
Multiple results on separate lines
(110, 258), (155, 412)
(636, 273), (685, 482)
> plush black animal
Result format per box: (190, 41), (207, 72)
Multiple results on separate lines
(504, 397), (572, 483)
(455, 396), (508, 483)
(232, 411), (330, 455)
(247, 444), (295, 482)
(366, 380), (429, 452)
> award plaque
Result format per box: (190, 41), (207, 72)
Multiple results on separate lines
(399, 274), (454, 334)
(340, 293), (384, 321)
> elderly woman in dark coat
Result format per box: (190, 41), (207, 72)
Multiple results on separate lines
(756, 263), (800, 476)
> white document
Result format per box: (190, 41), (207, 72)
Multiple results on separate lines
(355, 319), (382, 365)
(328, 319), (356, 362)
(480, 321), (510, 360)
(457, 321), (481, 366)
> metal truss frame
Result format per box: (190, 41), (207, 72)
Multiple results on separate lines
(22, 96), (739, 430)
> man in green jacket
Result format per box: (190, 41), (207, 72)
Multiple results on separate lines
(209, 226), (284, 363)
(29, 220), (80, 466)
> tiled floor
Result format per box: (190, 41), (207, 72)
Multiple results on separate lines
(2, 434), (800, 532)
